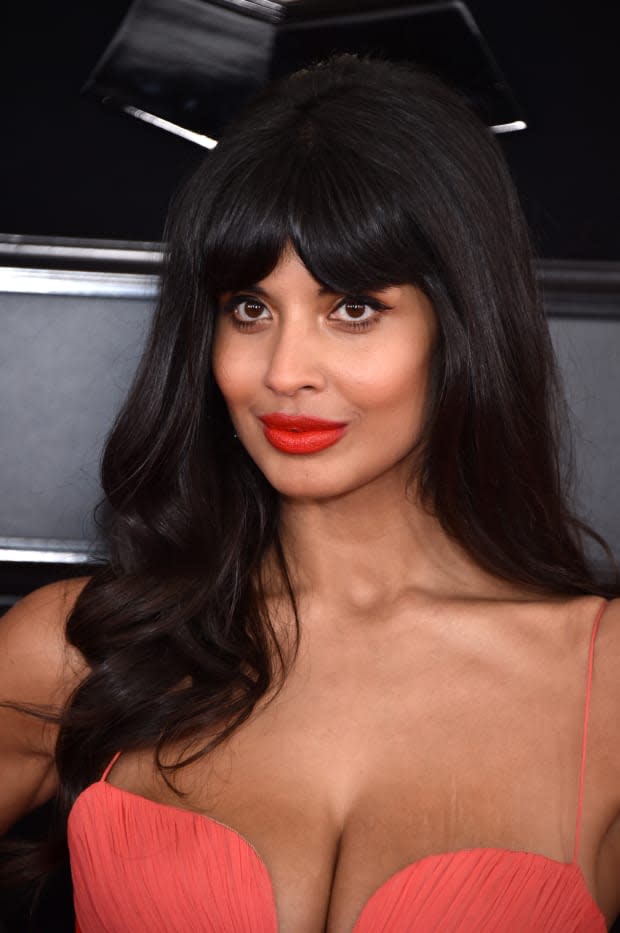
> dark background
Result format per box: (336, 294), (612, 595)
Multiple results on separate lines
(1, 0), (620, 260)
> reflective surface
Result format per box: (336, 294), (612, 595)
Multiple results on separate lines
(84, 0), (525, 139)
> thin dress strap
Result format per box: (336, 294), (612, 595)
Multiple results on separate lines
(572, 598), (609, 863)
(100, 750), (123, 783)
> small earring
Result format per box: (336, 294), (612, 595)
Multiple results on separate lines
(233, 431), (238, 439)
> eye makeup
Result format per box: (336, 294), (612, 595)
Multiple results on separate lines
(219, 294), (392, 332)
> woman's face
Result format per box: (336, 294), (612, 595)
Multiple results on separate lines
(212, 245), (437, 500)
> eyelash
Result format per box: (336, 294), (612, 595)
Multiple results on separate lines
(222, 295), (389, 332)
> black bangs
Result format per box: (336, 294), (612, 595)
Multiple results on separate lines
(199, 129), (432, 302)
(287, 145), (433, 293)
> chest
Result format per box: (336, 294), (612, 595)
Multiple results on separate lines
(91, 625), (618, 931)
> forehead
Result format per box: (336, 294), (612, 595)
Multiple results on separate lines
(237, 247), (329, 294)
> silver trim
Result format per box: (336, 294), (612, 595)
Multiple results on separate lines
(0, 549), (94, 564)
(0, 266), (159, 298)
(122, 106), (219, 149)
(0, 538), (102, 564)
(491, 120), (527, 134)
(540, 258), (620, 319)
(0, 238), (164, 265)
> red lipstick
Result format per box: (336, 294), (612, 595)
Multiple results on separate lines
(258, 413), (348, 454)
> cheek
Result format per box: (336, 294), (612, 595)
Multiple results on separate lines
(348, 345), (432, 415)
(212, 335), (254, 404)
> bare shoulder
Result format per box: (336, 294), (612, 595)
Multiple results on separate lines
(0, 577), (92, 831)
(590, 595), (620, 683)
(584, 597), (620, 798)
(0, 576), (92, 755)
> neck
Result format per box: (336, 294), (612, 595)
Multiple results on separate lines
(262, 472), (526, 616)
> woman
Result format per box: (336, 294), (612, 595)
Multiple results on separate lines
(1, 52), (619, 932)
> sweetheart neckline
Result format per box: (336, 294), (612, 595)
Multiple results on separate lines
(68, 780), (608, 932)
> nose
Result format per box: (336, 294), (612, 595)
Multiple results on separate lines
(263, 315), (326, 396)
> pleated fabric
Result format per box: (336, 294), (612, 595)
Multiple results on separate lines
(69, 781), (277, 932)
(68, 599), (610, 932)
(350, 846), (606, 932)
(68, 781), (606, 932)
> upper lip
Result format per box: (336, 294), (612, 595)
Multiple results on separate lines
(258, 413), (348, 431)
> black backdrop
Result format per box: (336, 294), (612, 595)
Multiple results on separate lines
(1, 0), (620, 260)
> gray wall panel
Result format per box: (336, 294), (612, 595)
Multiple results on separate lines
(0, 292), (152, 547)
(549, 317), (620, 564)
(0, 266), (618, 571)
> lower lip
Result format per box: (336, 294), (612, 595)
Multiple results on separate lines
(261, 425), (347, 454)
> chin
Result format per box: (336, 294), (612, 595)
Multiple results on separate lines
(267, 476), (350, 500)
(258, 459), (381, 502)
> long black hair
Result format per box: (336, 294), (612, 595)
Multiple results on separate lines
(2, 51), (617, 904)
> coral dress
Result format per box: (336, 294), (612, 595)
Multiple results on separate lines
(68, 600), (609, 931)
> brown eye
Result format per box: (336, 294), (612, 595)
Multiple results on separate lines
(330, 297), (387, 329)
(237, 300), (265, 320)
(342, 302), (367, 319)
(224, 296), (271, 329)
